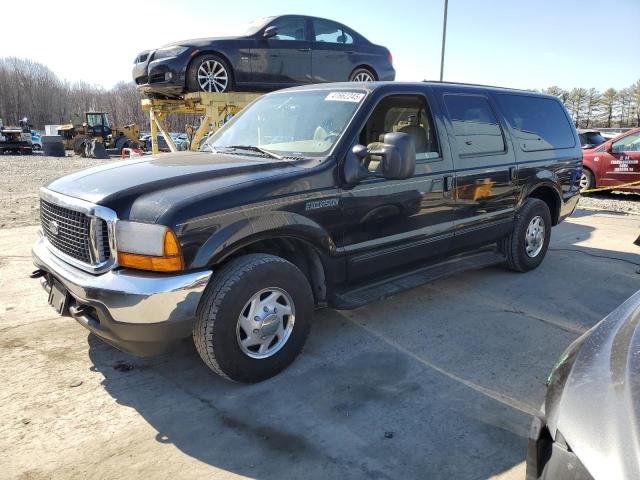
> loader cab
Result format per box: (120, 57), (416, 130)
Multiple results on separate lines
(85, 112), (112, 139)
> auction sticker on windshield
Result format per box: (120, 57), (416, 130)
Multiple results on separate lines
(325, 92), (365, 102)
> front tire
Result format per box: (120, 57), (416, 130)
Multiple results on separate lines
(501, 198), (552, 272)
(186, 54), (233, 93)
(579, 168), (595, 192)
(193, 254), (313, 383)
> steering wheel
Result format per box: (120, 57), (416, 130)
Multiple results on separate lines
(323, 131), (340, 143)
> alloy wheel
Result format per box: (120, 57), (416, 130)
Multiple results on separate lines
(197, 60), (229, 92)
(236, 287), (295, 359)
(353, 71), (374, 82)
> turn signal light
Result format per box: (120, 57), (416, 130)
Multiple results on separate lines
(118, 229), (184, 272)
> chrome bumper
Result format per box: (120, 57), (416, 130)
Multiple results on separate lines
(32, 235), (213, 356)
(32, 235), (212, 324)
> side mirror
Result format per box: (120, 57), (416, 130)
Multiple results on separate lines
(372, 132), (416, 180)
(343, 132), (416, 185)
(263, 26), (278, 39)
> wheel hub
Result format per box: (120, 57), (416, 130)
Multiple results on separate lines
(525, 215), (545, 258)
(258, 312), (279, 337)
(236, 287), (295, 359)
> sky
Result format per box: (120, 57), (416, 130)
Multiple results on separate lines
(1, 0), (638, 92)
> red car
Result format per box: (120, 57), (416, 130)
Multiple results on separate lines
(581, 127), (640, 192)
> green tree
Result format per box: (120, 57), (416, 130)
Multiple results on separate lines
(601, 88), (618, 127)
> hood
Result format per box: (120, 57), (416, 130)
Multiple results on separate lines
(46, 151), (299, 216)
(162, 36), (243, 48)
(547, 290), (640, 479)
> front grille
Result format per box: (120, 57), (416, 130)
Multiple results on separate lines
(149, 72), (165, 83)
(40, 200), (110, 265)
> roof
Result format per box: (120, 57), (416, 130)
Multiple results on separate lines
(277, 81), (556, 99)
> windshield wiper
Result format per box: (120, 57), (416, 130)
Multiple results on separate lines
(224, 145), (283, 160)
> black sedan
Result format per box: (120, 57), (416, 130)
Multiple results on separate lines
(527, 289), (640, 479)
(133, 15), (395, 97)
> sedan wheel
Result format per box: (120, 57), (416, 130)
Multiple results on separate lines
(350, 68), (375, 82)
(197, 59), (229, 93)
(579, 169), (594, 192)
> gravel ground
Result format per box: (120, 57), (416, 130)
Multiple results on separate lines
(1, 154), (639, 228)
(0, 154), (110, 228)
(579, 190), (640, 215)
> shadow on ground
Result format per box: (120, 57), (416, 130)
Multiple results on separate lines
(87, 210), (639, 479)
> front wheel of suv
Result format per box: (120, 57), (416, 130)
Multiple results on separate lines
(501, 198), (552, 272)
(186, 54), (234, 93)
(193, 254), (313, 383)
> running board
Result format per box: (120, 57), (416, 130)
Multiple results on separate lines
(331, 249), (506, 310)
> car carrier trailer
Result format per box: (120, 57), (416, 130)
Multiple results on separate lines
(141, 92), (262, 155)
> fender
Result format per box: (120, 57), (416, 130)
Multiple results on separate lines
(189, 211), (338, 269)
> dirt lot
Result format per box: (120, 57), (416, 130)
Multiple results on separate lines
(0, 155), (110, 228)
(1, 155), (640, 479)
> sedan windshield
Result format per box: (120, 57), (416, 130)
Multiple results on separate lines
(204, 90), (367, 158)
(240, 17), (275, 36)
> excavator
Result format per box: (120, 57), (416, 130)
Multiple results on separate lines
(57, 112), (140, 157)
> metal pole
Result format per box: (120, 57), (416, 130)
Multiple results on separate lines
(439, 0), (449, 81)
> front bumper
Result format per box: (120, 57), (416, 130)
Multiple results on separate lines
(133, 53), (191, 97)
(32, 235), (212, 356)
(526, 414), (593, 480)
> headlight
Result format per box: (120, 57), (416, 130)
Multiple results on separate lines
(153, 46), (189, 59)
(116, 221), (184, 272)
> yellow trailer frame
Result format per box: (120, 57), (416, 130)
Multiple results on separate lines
(141, 92), (262, 155)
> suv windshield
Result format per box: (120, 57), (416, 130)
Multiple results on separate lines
(204, 90), (367, 158)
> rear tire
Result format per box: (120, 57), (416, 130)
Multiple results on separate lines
(186, 54), (234, 93)
(193, 254), (313, 383)
(349, 67), (376, 82)
(501, 198), (552, 272)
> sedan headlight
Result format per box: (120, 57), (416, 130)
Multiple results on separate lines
(116, 221), (184, 272)
(153, 46), (189, 59)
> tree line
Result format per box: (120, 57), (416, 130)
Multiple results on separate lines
(1, 56), (639, 133)
(0, 57), (195, 133)
(541, 83), (640, 129)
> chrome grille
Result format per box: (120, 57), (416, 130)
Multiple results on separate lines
(40, 199), (111, 265)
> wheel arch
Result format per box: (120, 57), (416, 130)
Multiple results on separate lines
(527, 184), (561, 225)
(190, 212), (337, 304)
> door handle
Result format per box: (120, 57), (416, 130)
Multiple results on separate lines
(298, 48), (311, 52)
(509, 166), (517, 182)
(443, 175), (453, 198)
(346, 51), (354, 54)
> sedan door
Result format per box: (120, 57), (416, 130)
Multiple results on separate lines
(251, 16), (312, 86)
(601, 130), (640, 186)
(310, 18), (355, 82)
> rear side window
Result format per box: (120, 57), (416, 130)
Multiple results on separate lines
(313, 19), (354, 44)
(497, 94), (575, 151)
(443, 94), (505, 156)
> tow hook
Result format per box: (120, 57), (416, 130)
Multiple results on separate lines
(30, 269), (46, 279)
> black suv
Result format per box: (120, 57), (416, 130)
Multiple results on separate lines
(32, 82), (581, 382)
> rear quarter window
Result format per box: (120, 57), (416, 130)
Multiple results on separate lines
(443, 94), (505, 156)
(497, 94), (575, 151)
